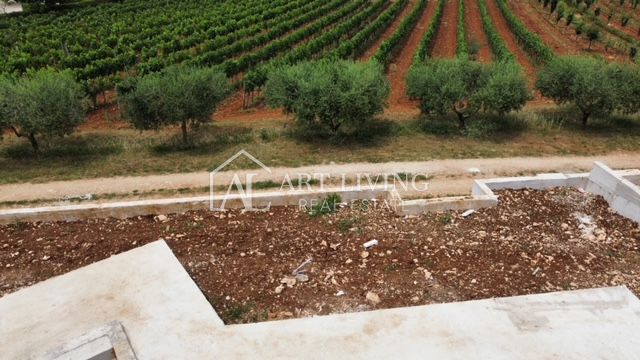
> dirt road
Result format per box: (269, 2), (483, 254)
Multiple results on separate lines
(2, 153), (640, 203)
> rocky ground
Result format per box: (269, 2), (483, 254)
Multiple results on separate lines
(1, 188), (639, 324)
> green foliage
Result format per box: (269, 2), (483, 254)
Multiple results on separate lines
(415, 0), (446, 62)
(586, 26), (601, 49)
(494, 0), (555, 63)
(310, 193), (342, 217)
(1, 0), (367, 84)
(374, 0), (428, 66)
(0, 69), (86, 151)
(457, 0), (469, 59)
(331, 0), (409, 60)
(119, 66), (231, 142)
(0, 76), (10, 139)
(478, 0), (515, 62)
(476, 61), (531, 116)
(406, 59), (529, 128)
(606, 62), (640, 115)
(536, 56), (617, 126)
(265, 60), (389, 136)
(232, 0), (379, 89)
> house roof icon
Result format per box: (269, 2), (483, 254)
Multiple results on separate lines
(210, 149), (272, 175)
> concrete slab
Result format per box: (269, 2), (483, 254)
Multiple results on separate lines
(218, 286), (640, 359)
(2, 241), (640, 359)
(0, 241), (223, 359)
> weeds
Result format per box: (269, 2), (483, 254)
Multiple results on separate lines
(439, 213), (453, 225)
(309, 193), (342, 217)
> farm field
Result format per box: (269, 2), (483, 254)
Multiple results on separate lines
(2, 0), (638, 118)
(3, 1), (640, 351)
(1, 0), (640, 182)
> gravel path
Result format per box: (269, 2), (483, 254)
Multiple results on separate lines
(1, 153), (640, 203)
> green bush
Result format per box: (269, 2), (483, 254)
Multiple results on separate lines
(476, 61), (531, 116)
(265, 59), (390, 136)
(119, 66), (231, 143)
(536, 56), (616, 126)
(607, 63), (640, 115)
(309, 193), (342, 217)
(406, 59), (529, 128)
(0, 69), (86, 152)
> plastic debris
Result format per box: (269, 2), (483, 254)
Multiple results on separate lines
(461, 209), (476, 218)
(363, 239), (378, 249)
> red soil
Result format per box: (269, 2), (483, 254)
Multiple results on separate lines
(484, 0), (536, 83)
(506, 0), (581, 56)
(465, 0), (493, 62)
(359, 0), (418, 61)
(431, 0), (458, 58)
(525, 0), (628, 62)
(598, 0), (640, 41)
(213, 90), (286, 123)
(386, 0), (439, 111)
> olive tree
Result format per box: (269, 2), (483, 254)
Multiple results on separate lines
(0, 75), (10, 139)
(407, 59), (487, 129)
(476, 61), (531, 116)
(406, 59), (529, 129)
(607, 62), (640, 115)
(0, 69), (86, 152)
(119, 66), (231, 143)
(264, 59), (390, 136)
(536, 56), (616, 126)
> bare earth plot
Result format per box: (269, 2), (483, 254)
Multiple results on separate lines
(359, 0), (418, 61)
(484, 0), (537, 82)
(1, 188), (639, 325)
(386, 0), (439, 112)
(506, 0), (581, 56)
(465, 0), (494, 63)
(430, 0), (458, 58)
(524, 0), (628, 62)
(598, 0), (640, 41)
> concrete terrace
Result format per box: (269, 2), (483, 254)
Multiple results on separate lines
(1, 241), (640, 359)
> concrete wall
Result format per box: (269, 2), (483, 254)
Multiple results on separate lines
(1, 164), (638, 224)
(586, 162), (640, 223)
(0, 187), (391, 224)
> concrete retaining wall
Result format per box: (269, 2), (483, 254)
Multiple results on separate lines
(0, 187), (390, 225)
(586, 162), (640, 223)
(1, 163), (639, 224)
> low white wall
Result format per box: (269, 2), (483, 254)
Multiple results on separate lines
(1, 164), (639, 224)
(0, 187), (391, 224)
(586, 162), (640, 223)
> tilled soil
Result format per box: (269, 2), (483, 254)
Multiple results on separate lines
(431, 0), (458, 58)
(386, 0), (439, 111)
(466, 0), (494, 63)
(1, 188), (639, 324)
(484, 0), (537, 83)
(524, 0), (628, 62)
(359, 0), (418, 61)
(506, 0), (581, 56)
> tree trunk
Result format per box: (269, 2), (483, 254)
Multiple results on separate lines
(181, 120), (189, 143)
(581, 111), (590, 127)
(456, 112), (466, 130)
(10, 126), (39, 152)
(27, 133), (39, 152)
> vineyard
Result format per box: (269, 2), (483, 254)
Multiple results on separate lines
(1, 0), (639, 139)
